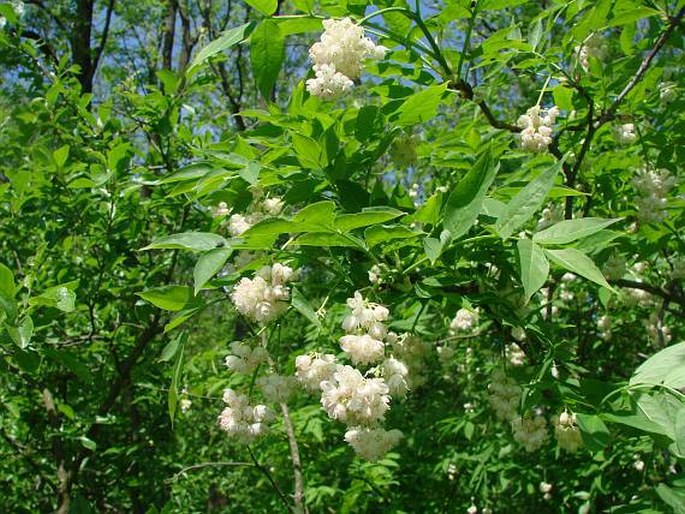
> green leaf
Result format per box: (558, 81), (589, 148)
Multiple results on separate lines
(53, 145), (70, 169)
(160, 333), (183, 362)
(244, 0), (278, 15)
(394, 83), (448, 127)
(164, 307), (203, 333)
(187, 23), (255, 75)
(142, 232), (228, 252)
(655, 484), (685, 514)
(576, 413), (611, 452)
(291, 132), (322, 169)
(250, 20), (285, 101)
(335, 207), (405, 232)
(238, 161), (261, 185)
(630, 342), (685, 389)
(517, 239), (549, 303)
(168, 333), (187, 426)
(365, 225), (419, 248)
(293, 201), (336, 228)
(544, 248), (613, 290)
(295, 232), (360, 247)
(291, 287), (321, 327)
(443, 150), (498, 239)
(6, 316), (33, 349)
(30, 282), (78, 312)
(0, 263), (17, 321)
(138, 286), (199, 312)
(533, 218), (621, 245)
(424, 230), (451, 265)
(496, 162), (561, 239)
(79, 436), (97, 451)
(193, 247), (233, 295)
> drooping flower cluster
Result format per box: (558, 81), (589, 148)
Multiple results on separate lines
(552, 411), (583, 453)
(632, 167), (676, 223)
(295, 353), (337, 391)
(518, 105), (559, 153)
(320, 365), (391, 426)
(224, 341), (269, 373)
(227, 194), (284, 237)
(575, 33), (607, 71)
(505, 343), (526, 367)
(450, 307), (479, 332)
(387, 333), (430, 389)
(539, 482), (553, 501)
(344, 427), (403, 461)
(511, 413), (548, 452)
(230, 263), (294, 323)
(614, 123), (637, 145)
(488, 369), (522, 420)
(340, 292), (390, 365)
(306, 17), (387, 99)
(257, 374), (298, 403)
(217, 389), (274, 444)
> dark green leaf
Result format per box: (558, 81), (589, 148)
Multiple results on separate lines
(194, 247), (233, 295)
(250, 20), (285, 101)
(517, 239), (549, 302)
(142, 232), (228, 252)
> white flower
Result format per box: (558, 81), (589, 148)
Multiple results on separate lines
(230, 264), (294, 323)
(536, 204), (564, 231)
(214, 201), (230, 217)
(553, 411), (583, 453)
(342, 292), (389, 333)
(0, 17), (6, 30)
(295, 353), (337, 391)
(257, 374), (298, 403)
(467, 505), (478, 514)
(180, 398), (192, 413)
(11, 1), (25, 17)
(306, 17), (386, 98)
(224, 341), (269, 373)
(632, 167), (675, 223)
(615, 123), (637, 144)
(262, 197), (284, 216)
(634, 459), (645, 472)
(506, 343), (526, 367)
(511, 414), (548, 452)
(575, 33), (607, 71)
(518, 105), (559, 152)
(488, 369), (521, 420)
(539, 482), (553, 494)
(380, 357), (409, 398)
(368, 264), (383, 284)
(320, 365), (391, 426)
(659, 82), (677, 103)
(340, 334), (385, 365)
(228, 214), (252, 236)
(450, 308), (478, 332)
(218, 389), (274, 444)
(344, 426), (402, 461)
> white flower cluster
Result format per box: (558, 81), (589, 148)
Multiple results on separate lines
(227, 195), (284, 237)
(575, 33), (607, 72)
(257, 374), (298, 403)
(614, 123), (637, 145)
(217, 389), (274, 444)
(518, 105), (559, 153)
(320, 365), (391, 426)
(450, 307), (479, 332)
(306, 17), (387, 99)
(659, 82), (677, 103)
(340, 291), (390, 365)
(511, 414), (548, 452)
(539, 482), (553, 501)
(380, 356), (409, 398)
(506, 343), (526, 367)
(295, 353), (337, 391)
(597, 315), (612, 341)
(552, 411), (583, 453)
(645, 312), (672, 343)
(230, 263), (294, 323)
(632, 167), (676, 223)
(488, 369), (522, 420)
(387, 333), (430, 389)
(224, 341), (269, 373)
(344, 426), (403, 461)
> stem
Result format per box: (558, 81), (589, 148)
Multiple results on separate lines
(456, 4), (479, 79)
(280, 402), (307, 514)
(247, 446), (294, 512)
(358, 6), (410, 26)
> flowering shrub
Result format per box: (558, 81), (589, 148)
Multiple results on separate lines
(0, 0), (683, 513)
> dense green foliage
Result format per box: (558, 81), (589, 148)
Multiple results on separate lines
(0, 0), (683, 512)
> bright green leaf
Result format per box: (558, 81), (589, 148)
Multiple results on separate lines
(142, 232), (228, 252)
(533, 217), (621, 245)
(194, 247), (233, 295)
(544, 248), (613, 290)
(517, 239), (549, 302)
(250, 20), (284, 101)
